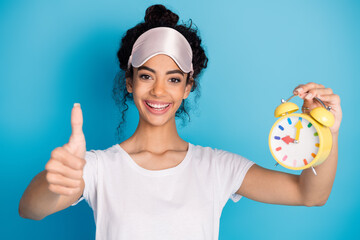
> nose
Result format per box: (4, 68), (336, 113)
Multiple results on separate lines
(150, 79), (166, 97)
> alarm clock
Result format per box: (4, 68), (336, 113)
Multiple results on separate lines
(269, 94), (334, 175)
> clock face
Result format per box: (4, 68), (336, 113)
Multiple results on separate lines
(269, 115), (320, 169)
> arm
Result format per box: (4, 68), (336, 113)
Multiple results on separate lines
(298, 132), (338, 206)
(237, 83), (341, 206)
(19, 170), (84, 220)
(19, 103), (87, 220)
(237, 134), (338, 206)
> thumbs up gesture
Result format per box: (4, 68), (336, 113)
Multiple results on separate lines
(45, 103), (86, 196)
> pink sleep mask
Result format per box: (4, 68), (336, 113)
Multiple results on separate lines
(127, 27), (194, 78)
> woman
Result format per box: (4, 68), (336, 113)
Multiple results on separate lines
(19, 4), (342, 240)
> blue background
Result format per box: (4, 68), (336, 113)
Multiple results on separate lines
(1, 0), (359, 239)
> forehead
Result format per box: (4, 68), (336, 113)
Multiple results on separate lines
(141, 54), (181, 70)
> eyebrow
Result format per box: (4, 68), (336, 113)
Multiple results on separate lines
(138, 66), (184, 76)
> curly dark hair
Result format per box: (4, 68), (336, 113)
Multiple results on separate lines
(112, 4), (208, 141)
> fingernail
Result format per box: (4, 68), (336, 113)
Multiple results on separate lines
(74, 103), (81, 108)
(305, 93), (312, 100)
(294, 87), (303, 94)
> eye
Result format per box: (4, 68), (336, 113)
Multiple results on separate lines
(140, 74), (152, 80)
(169, 78), (181, 83)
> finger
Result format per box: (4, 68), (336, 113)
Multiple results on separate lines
(301, 106), (311, 114)
(301, 93), (340, 114)
(293, 84), (305, 95)
(293, 82), (325, 96)
(51, 147), (86, 170)
(46, 172), (82, 188)
(302, 82), (325, 91)
(48, 183), (81, 196)
(317, 94), (341, 105)
(45, 159), (83, 180)
(303, 88), (334, 100)
(71, 103), (84, 137)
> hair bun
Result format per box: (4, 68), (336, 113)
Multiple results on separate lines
(144, 4), (179, 27)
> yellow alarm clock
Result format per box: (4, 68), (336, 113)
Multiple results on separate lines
(269, 94), (334, 175)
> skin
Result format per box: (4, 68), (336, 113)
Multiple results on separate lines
(124, 56), (342, 207)
(18, 54), (194, 220)
(237, 83), (342, 206)
(119, 54), (194, 169)
(19, 54), (342, 221)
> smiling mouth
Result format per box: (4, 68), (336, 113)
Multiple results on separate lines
(145, 101), (171, 111)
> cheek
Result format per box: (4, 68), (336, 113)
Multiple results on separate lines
(131, 90), (146, 110)
(131, 82), (148, 99)
(171, 92), (187, 112)
(170, 88), (187, 102)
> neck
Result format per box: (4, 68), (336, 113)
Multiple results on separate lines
(123, 116), (187, 154)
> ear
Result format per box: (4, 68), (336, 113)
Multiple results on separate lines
(126, 77), (133, 93)
(183, 78), (194, 100)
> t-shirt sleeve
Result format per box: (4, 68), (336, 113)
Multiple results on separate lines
(71, 150), (98, 208)
(214, 148), (255, 205)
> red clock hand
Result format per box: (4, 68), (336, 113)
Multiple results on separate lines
(281, 135), (295, 145)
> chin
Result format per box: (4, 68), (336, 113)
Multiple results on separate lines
(142, 112), (176, 127)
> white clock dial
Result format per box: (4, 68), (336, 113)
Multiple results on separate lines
(270, 115), (320, 169)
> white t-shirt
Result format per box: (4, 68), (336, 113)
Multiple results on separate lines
(72, 142), (255, 240)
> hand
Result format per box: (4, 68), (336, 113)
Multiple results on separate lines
(45, 103), (86, 196)
(293, 82), (342, 134)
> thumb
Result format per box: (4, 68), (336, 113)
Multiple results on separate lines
(64, 103), (86, 158)
(71, 103), (84, 136)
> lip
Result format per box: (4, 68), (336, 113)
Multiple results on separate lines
(143, 100), (172, 115)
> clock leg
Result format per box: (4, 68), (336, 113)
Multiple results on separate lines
(311, 167), (317, 176)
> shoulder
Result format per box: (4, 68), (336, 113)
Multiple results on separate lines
(190, 143), (219, 158)
(190, 143), (250, 162)
(84, 144), (121, 164)
(191, 143), (235, 155)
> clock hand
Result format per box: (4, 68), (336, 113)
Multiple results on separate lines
(281, 135), (295, 145)
(294, 120), (303, 143)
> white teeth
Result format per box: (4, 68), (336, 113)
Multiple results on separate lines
(146, 101), (170, 110)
